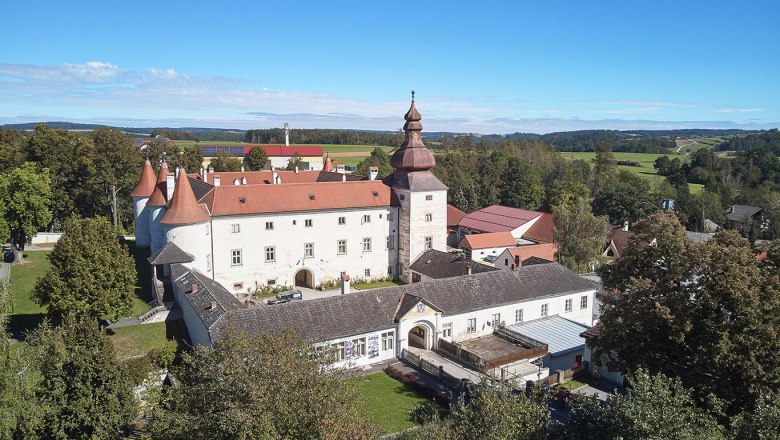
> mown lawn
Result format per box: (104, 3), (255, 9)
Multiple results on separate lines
(8, 251), (50, 334)
(353, 280), (405, 290)
(349, 371), (429, 434)
(107, 321), (184, 360)
(126, 242), (153, 317)
(561, 151), (703, 194)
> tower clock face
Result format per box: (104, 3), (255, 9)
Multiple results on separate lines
(417, 303), (425, 313)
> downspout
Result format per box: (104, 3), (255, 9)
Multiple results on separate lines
(210, 218), (215, 280)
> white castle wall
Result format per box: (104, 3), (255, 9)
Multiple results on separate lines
(149, 206), (167, 254)
(133, 196), (152, 247)
(164, 222), (213, 277)
(205, 206), (399, 295)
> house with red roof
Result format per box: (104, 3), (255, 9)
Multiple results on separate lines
(199, 144), (325, 171)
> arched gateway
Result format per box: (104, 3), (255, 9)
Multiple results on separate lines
(294, 269), (313, 288)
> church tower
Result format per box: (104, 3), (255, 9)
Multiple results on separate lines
(389, 93), (448, 283)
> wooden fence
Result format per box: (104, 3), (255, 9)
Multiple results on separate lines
(400, 349), (465, 390)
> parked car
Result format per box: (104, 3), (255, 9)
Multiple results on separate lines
(551, 386), (579, 407)
(266, 297), (290, 305)
(277, 290), (303, 301)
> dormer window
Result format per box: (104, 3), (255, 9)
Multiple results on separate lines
(309, 194), (316, 200)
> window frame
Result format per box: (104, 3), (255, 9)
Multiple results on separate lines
(265, 246), (275, 262)
(231, 223), (240, 233)
(515, 309), (523, 323)
(265, 221), (274, 230)
(362, 237), (372, 252)
(541, 303), (548, 317)
(231, 249), (242, 266)
(565, 298), (573, 313)
(466, 318), (477, 333)
(381, 331), (395, 351)
(337, 239), (347, 255)
(305, 218), (313, 227)
(580, 295), (588, 309)
(304, 242), (314, 258)
(424, 236), (433, 250)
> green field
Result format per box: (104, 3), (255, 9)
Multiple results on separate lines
(349, 371), (428, 434)
(8, 251), (50, 334)
(333, 156), (366, 167)
(561, 152), (703, 194)
(108, 321), (172, 360)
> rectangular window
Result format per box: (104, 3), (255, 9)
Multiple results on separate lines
(351, 338), (366, 357)
(386, 235), (395, 249)
(424, 236), (432, 250)
(267, 279), (276, 286)
(206, 253), (211, 272)
(292, 220), (297, 225)
(265, 246), (275, 262)
(492, 313), (501, 327)
(467, 318), (477, 333)
(425, 213), (432, 222)
(381, 332), (394, 351)
(305, 219), (313, 227)
(425, 194), (433, 201)
(362, 214), (371, 223)
(231, 249), (242, 266)
(233, 282), (243, 290)
(362, 237), (372, 252)
(304, 243), (314, 258)
(330, 342), (345, 362)
(541, 303), (548, 317)
(515, 309), (523, 323)
(442, 322), (452, 338)
(581, 295), (588, 309)
(337, 239), (347, 255)
(387, 213), (393, 221)
(338, 216), (346, 225)
(231, 224), (240, 233)
(364, 268), (371, 278)
(265, 221), (274, 230)
(399, 194), (405, 201)
(565, 299), (573, 313)
(387, 265), (393, 275)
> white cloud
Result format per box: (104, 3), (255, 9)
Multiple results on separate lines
(0, 61), (777, 134)
(716, 107), (764, 113)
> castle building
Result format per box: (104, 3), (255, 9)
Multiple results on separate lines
(133, 97), (447, 297)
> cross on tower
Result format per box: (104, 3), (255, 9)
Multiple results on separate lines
(411, 90), (415, 101)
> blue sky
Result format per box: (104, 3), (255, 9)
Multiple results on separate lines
(1, 1), (778, 133)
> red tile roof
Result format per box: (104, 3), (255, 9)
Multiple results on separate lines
(504, 243), (558, 264)
(447, 204), (466, 228)
(523, 213), (554, 243)
(459, 232), (517, 249)
(161, 169), (211, 225)
(201, 181), (392, 216)
(192, 170), (321, 186)
(147, 161), (169, 207)
(258, 145), (323, 157)
(131, 159), (157, 197)
(458, 205), (543, 233)
(606, 227), (635, 257)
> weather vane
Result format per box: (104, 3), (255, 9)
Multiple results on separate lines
(411, 90), (415, 101)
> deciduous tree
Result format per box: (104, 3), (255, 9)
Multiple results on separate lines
(32, 217), (135, 321)
(21, 319), (136, 439)
(553, 195), (610, 273)
(244, 146), (269, 171)
(558, 369), (724, 440)
(592, 170), (659, 224)
(596, 212), (780, 414)
(0, 162), (52, 263)
(285, 152), (304, 171)
(151, 329), (380, 440)
(355, 147), (393, 178)
(208, 150), (242, 172)
(500, 157), (545, 210)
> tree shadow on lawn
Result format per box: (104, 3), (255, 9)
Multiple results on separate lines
(9, 313), (45, 341)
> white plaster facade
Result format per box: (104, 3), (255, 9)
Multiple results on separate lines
(468, 245), (512, 262)
(396, 188), (448, 283)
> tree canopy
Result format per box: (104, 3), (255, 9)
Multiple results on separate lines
(0, 162), (53, 262)
(244, 146), (269, 171)
(355, 147), (393, 178)
(596, 211), (780, 415)
(32, 217), (136, 321)
(553, 195), (610, 273)
(151, 329), (380, 440)
(209, 150), (243, 172)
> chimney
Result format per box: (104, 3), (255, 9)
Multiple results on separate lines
(284, 122), (290, 147)
(208, 166), (214, 173)
(241, 176), (247, 185)
(341, 173), (346, 182)
(209, 301), (217, 310)
(203, 167), (208, 182)
(623, 221), (629, 232)
(174, 167), (180, 179)
(341, 274), (350, 295)
(294, 166), (299, 174)
(233, 179), (240, 186)
(241, 165), (245, 172)
(214, 176), (221, 186)
(166, 172), (175, 200)
(272, 168), (279, 184)
(191, 283), (198, 293)
(729, 205), (735, 213)
(368, 166), (379, 181)
(466, 264), (472, 275)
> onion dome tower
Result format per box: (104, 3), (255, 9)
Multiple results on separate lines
(132, 159), (157, 247)
(387, 93), (448, 283)
(160, 168), (212, 276)
(148, 159), (170, 253)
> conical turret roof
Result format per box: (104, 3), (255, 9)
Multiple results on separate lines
(323, 154), (333, 172)
(390, 94), (436, 171)
(147, 160), (169, 207)
(131, 159), (157, 197)
(160, 168), (211, 225)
